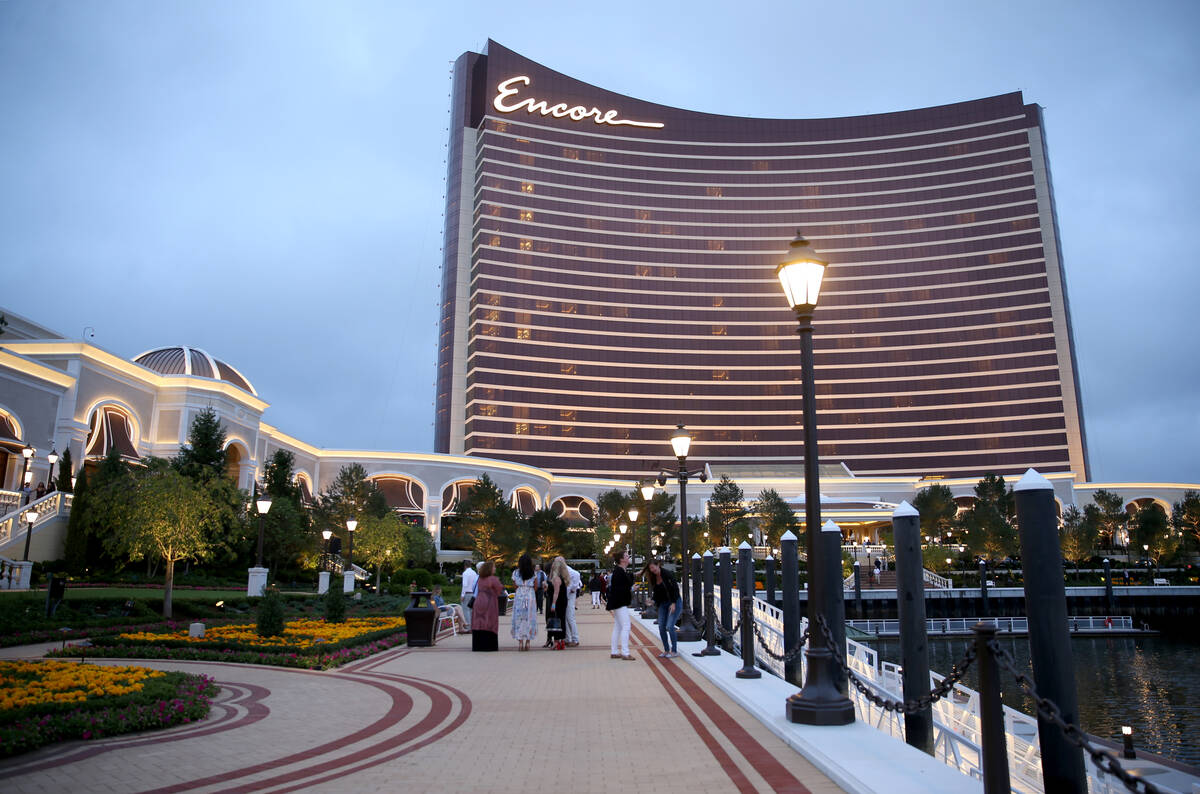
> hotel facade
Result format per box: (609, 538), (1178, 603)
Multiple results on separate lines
(435, 41), (1090, 482)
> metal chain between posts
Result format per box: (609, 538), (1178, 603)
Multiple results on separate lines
(814, 614), (977, 715)
(986, 639), (1162, 794)
(749, 616), (809, 664)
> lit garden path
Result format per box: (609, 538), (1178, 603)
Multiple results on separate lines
(0, 610), (844, 793)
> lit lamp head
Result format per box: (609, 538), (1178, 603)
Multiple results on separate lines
(627, 507), (639, 522)
(22, 445), (34, 460)
(640, 483), (656, 502)
(256, 495), (273, 515)
(346, 519), (358, 533)
(23, 509), (38, 524)
(618, 523), (627, 538)
(670, 424), (691, 460)
(775, 231), (828, 316)
(47, 449), (58, 466)
(321, 529), (332, 541)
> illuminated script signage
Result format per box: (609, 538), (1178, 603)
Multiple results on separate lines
(493, 76), (665, 129)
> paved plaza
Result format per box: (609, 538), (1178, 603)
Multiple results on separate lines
(0, 609), (846, 794)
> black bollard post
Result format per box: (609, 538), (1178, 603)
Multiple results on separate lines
(1015, 469), (1086, 793)
(975, 623), (1011, 794)
(1103, 558), (1114, 614)
(697, 550), (720, 656)
(980, 559), (989, 617)
(820, 520), (850, 697)
(736, 542), (762, 678)
(892, 501), (934, 755)
(765, 555), (776, 608)
(853, 561), (863, 619)
(691, 553), (703, 633)
(719, 546), (734, 653)
(781, 530), (800, 686)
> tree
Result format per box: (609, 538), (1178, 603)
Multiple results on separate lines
(1171, 490), (1200, 554)
(527, 507), (568, 558)
(353, 511), (404, 591)
(109, 459), (218, 618)
(258, 450), (312, 572)
(753, 488), (798, 551)
(913, 483), (957, 540)
(453, 474), (527, 564)
(959, 473), (1017, 562)
(62, 466), (91, 573)
(402, 521), (436, 567)
(56, 447), (74, 493)
(174, 407), (228, 480)
(1090, 489), (1127, 549)
(171, 409), (246, 564)
(315, 463), (388, 562)
(65, 447), (135, 574)
(1058, 505), (1098, 574)
(1132, 502), (1173, 564)
(707, 475), (747, 547)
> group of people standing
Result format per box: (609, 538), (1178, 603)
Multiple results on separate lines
(457, 550), (683, 660)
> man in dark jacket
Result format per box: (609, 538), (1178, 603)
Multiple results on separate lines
(607, 550), (634, 659)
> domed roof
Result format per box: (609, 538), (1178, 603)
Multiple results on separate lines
(133, 346), (256, 395)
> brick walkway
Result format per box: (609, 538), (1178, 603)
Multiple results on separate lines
(0, 610), (844, 793)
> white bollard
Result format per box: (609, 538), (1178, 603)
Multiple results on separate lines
(317, 571), (330, 595)
(188, 622), (205, 638)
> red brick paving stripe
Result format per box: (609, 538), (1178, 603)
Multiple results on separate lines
(637, 646), (759, 794)
(141, 672), (416, 793)
(632, 624), (813, 794)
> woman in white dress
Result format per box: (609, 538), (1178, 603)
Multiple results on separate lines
(510, 553), (538, 651)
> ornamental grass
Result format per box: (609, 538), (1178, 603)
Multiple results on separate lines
(47, 617), (407, 670)
(0, 661), (215, 758)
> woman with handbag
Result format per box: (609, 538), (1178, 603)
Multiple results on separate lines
(643, 559), (681, 658)
(471, 561), (505, 652)
(510, 554), (538, 651)
(546, 556), (570, 650)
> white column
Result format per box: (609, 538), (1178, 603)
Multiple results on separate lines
(247, 567), (268, 597)
(343, 570), (355, 593)
(317, 570), (330, 595)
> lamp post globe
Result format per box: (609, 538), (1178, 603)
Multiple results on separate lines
(19, 445), (34, 504)
(346, 518), (358, 571)
(47, 449), (58, 492)
(254, 491), (273, 568)
(776, 231), (854, 726)
(21, 508), (38, 561)
(666, 424), (702, 642)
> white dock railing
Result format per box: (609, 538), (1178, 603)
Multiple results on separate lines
(846, 616), (1134, 636)
(717, 589), (1131, 793)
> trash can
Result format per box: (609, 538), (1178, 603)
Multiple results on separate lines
(403, 590), (438, 647)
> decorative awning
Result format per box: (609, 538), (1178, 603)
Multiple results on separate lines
(85, 407), (139, 460)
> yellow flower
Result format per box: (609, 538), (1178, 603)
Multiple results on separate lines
(0, 661), (165, 711)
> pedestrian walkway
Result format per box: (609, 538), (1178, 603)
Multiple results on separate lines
(0, 610), (844, 793)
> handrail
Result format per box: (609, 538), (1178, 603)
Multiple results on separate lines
(0, 491), (72, 547)
(923, 568), (951, 589)
(846, 616), (1134, 636)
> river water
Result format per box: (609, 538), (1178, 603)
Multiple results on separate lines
(866, 633), (1200, 766)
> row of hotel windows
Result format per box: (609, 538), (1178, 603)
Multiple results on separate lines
(465, 432), (1070, 456)
(476, 203), (1038, 239)
(479, 158), (1034, 201)
(470, 400), (1066, 425)
(464, 416), (1067, 442)
(467, 338), (1057, 369)
(464, 380), (1065, 410)
(469, 305), (1055, 339)
(477, 140), (1030, 184)
(470, 318), (1052, 352)
(479, 124), (1031, 170)
(480, 173), (1041, 211)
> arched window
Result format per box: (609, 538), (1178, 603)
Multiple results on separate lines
(442, 480), (478, 514)
(85, 406), (139, 461)
(510, 486), (539, 517)
(551, 496), (596, 523)
(372, 475), (426, 514)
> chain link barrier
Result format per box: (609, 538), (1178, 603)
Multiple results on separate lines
(749, 613), (809, 664)
(986, 640), (1162, 794)
(814, 614), (977, 715)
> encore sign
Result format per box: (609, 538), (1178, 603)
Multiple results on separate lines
(492, 76), (665, 129)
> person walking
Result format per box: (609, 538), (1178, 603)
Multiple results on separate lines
(470, 561), (505, 652)
(643, 559), (681, 658)
(589, 571), (605, 608)
(546, 556), (570, 650)
(607, 549), (634, 660)
(565, 562), (582, 646)
(533, 563), (546, 614)
(460, 560), (478, 629)
(510, 554), (539, 651)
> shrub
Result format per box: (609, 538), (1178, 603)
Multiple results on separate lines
(409, 569), (433, 589)
(432, 573), (448, 586)
(324, 585), (346, 624)
(256, 588), (285, 637)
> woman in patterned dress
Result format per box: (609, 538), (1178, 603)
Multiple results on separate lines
(510, 553), (538, 651)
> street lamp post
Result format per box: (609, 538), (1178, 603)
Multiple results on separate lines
(21, 508), (38, 561)
(246, 486), (274, 598)
(639, 482), (658, 619)
(255, 489), (273, 568)
(344, 518), (358, 593)
(655, 424), (707, 642)
(19, 445), (34, 503)
(322, 529), (333, 566)
(776, 231), (854, 726)
(46, 449), (58, 493)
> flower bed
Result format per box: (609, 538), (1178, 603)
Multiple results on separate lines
(47, 617), (407, 670)
(0, 661), (216, 758)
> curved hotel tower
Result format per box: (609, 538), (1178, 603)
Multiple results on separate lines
(435, 41), (1090, 481)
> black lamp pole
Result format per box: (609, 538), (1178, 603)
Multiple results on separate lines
(776, 232), (854, 726)
(18, 445), (34, 504)
(661, 425), (705, 643)
(22, 508), (37, 561)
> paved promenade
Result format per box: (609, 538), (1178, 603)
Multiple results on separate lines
(0, 609), (845, 793)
